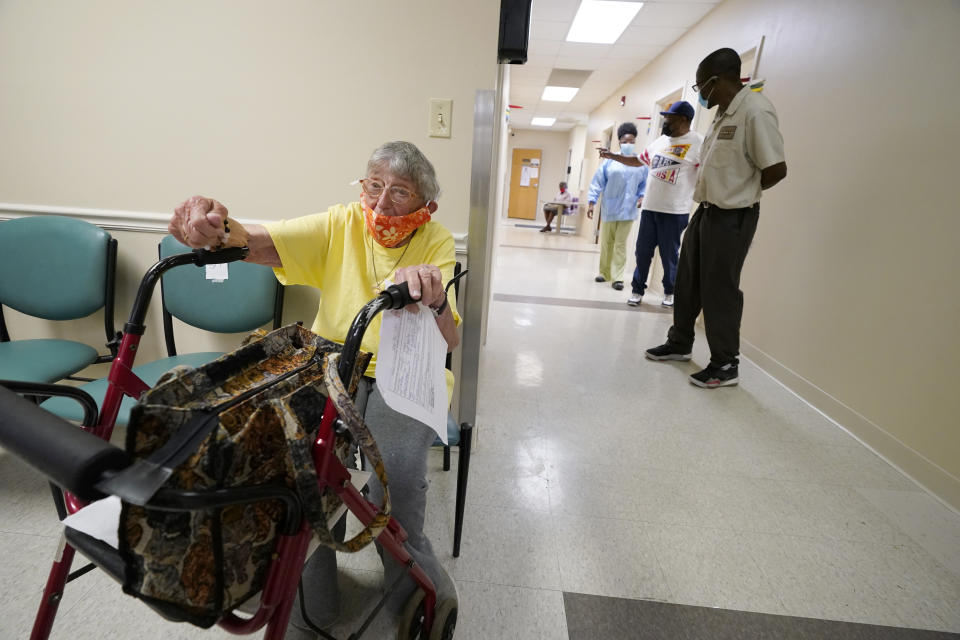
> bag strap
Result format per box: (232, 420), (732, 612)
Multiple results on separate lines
(314, 353), (392, 552)
(99, 358), (317, 505)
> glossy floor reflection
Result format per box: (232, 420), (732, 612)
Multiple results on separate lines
(1, 224), (959, 639)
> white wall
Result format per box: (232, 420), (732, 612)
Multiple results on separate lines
(583, 0), (960, 509)
(566, 125), (588, 196)
(0, 0), (500, 363)
(0, 0), (499, 235)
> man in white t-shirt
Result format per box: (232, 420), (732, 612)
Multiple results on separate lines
(600, 100), (703, 307)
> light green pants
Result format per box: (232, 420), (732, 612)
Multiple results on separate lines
(599, 219), (634, 282)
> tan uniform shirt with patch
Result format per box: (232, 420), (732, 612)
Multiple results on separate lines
(694, 87), (785, 209)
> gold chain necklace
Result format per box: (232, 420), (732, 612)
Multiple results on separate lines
(368, 229), (416, 294)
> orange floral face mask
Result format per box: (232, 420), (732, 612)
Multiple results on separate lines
(363, 204), (432, 248)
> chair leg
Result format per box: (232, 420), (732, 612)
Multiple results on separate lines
(443, 444), (451, 471)
(452, 423), (473, 558)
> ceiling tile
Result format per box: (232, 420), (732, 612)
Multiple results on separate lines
(632, 2), (716, 28)
(546, 68), (593, 87)
(620, 25), (688, 46)
(552, 56), (607, 70)
(529, 19), (570, 41)
(530, 0), (581, 24)
(585, 67), (635, 82)
(557, 41), (609, 59)
(606, 43), (665, 60)
(527, 38), (564, 56)
(601, 56), (654, 71)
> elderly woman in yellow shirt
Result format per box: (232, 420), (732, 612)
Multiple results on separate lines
(168, 141), (459, 638)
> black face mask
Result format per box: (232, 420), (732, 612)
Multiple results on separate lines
(661, 122), (673, 137)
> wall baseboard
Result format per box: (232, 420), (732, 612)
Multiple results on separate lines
(741, 338), (960, 515)
(0, 203), (468, 254)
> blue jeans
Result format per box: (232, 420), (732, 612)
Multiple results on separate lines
(630, 209), (689, 295)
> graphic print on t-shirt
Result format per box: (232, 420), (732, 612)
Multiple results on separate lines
(650, 143), (692, 185)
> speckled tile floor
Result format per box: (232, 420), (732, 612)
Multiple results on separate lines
(1, 226), (958, 639)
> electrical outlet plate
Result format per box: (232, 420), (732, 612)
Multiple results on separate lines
(429, 98), (452, 138)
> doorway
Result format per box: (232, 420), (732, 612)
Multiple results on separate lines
(587, 126), (616, 243)
(653, 87), (683, 145)
(507, 148), (541, 220)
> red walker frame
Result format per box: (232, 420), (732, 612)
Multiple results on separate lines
(27, 247), (440, 640)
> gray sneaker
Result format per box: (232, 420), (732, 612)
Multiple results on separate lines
(645, 343), (692, 361)
(627, 293), (642, 306)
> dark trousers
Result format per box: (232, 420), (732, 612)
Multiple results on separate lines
(666, 203), (759, 366)
(630, 209), (690, 295)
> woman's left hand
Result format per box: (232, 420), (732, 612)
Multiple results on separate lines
(394, 264), (445, 314)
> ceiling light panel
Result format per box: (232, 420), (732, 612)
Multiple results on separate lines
(531, 117), (557, 126)
(542, 86), (580, 102)
(566, 1), (644, 44)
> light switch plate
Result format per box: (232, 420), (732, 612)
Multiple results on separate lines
(429, 98), (452, 138)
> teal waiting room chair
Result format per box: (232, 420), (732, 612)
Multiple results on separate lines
(43, 235), (284, 426)
(0, 216), (118, 384)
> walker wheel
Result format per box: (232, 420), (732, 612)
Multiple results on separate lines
(397, 589), (426, 640)
(428, 598), (458, 640)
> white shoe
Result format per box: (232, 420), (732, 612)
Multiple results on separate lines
(627, 293), (642, 306)
(662, 294), (674, 307)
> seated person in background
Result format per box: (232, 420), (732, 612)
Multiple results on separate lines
(540, 180), (573, 232)
(168, 140), (459, 639)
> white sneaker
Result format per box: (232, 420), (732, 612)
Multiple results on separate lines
(627, 293), (642, 306)
(662, 294), (674, 307)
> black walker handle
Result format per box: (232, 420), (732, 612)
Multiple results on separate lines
(0, 385), (131, 501)
(192, 247), (248, 266)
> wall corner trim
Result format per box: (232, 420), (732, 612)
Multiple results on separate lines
(741, 338), (960, 515)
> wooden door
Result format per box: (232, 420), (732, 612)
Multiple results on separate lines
(507, 148), (541, 220)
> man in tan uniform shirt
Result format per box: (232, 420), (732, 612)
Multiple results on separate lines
(645, 47), (787, 388)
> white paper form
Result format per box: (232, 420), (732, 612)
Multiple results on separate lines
(377, 304), (449, 443)
(520, 166), (532, 186)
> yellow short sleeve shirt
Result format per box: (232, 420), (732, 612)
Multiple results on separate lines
(263, 202), (461, 396)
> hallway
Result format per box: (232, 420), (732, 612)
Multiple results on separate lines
(2, 226), (959, 639)
(442, 225), (960, 637)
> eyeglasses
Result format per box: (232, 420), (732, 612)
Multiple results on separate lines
(359, 178), (418, 206)
(692, 75), (718, 93)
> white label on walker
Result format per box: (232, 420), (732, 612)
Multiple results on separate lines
(206, 263), (228, 282)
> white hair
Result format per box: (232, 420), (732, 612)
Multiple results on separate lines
(366, 141), (441, 202)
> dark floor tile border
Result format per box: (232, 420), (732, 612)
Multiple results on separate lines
(563, 593), (960, 640)
(492, 292), (670, 314)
